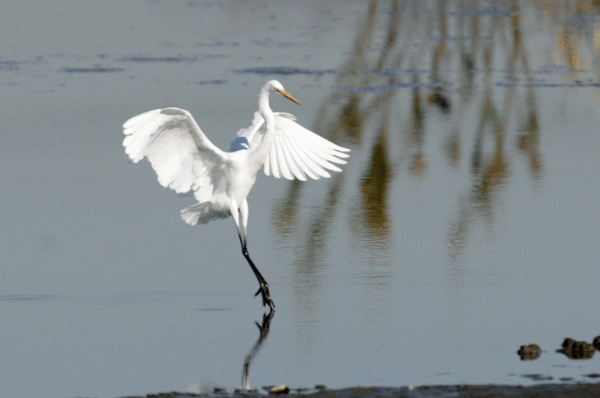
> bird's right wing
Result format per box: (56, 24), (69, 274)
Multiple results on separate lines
(123, 108), (228, 200)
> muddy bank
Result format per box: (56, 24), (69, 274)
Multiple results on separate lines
(123, 382), (600, 398)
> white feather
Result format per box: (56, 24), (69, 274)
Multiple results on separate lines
(237, 112), (350, 181)
(123, 107), (230, 223)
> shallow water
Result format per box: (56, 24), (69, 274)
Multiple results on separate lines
(1, 1), (600, 397)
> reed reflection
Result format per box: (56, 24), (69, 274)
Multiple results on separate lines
(272, 0), (380, 256)
(360, 96), (392, 244)
(272, 0), (396, 337)
(517, 84), (543, 180)
(407, 74), (427, 177)
(273, 0), (599, 288)
(449, 3), (517, 260)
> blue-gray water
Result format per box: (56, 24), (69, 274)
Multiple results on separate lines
(1, 1), (600, 397)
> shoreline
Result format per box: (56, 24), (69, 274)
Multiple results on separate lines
(123, 381), (600, 398)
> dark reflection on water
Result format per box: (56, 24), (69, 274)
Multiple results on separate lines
(268, 2), (600, 385)
(59, 67), (125, 73)
(235, 66), (336, 76)
(240, 311), (275, 392)
(271, 0), (600, 265)
(117, 54), (226, 63)
(360, 100), (392, 244)
(0, 294), (54, 302)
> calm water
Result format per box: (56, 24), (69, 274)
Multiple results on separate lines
(1, 1), (600, 397)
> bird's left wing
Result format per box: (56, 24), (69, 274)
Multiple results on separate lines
(264, 115), (350, 181)
(123, 108), (228, 197)
(237, 112), (350, 181)
(236, 111), (296, 149)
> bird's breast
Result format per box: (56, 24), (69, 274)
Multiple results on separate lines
(226, 153), (259, 203)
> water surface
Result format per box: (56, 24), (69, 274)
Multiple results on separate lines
(1, 1), (600, 397)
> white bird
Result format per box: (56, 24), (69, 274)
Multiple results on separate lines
(123, 80), (350, 311)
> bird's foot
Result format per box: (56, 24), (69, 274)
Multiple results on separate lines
(255, 282), (275, 311)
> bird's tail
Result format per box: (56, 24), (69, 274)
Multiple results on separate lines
(180, 203), (230, 226)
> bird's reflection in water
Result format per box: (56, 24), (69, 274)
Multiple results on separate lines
(239, 310), (275, 392)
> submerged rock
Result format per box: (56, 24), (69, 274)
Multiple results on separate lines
(559, 338), (595, 359)
(269, 385), (289, 395)
(517, 344), (541, 360)
(593, 335), (600, 351)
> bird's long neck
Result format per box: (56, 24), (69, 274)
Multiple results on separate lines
(259, 89), (275, 127)
(249, 88), (276, 170)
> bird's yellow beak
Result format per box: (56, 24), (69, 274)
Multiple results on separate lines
(274, 87), (300, 105)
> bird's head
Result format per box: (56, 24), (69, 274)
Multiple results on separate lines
(266, 80), (300, 105)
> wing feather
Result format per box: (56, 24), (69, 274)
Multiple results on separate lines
(123, 107), (228, 201)
(263, 148), (272, 176)
(268, 139), (281, 178)
(243, 112), (350, 181)
(283, 134), (326, 180)
(287, 135), (331, 179)
(236, 111), (297, 150)
(279, 135), (307, 181)
(236, 111), (264, 150)
(294, 142), (332, 178)
(277, 117), (350, 179)
(274, 135), (294, 180)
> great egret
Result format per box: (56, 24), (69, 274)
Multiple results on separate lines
(123, 80), (350, 310)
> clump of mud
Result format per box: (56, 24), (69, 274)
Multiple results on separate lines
(517, 344), (541, 360)
(517, 334), (600, 360)
(558, 338), (595, 359)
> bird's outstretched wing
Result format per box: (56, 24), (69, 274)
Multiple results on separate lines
(237, 112), (350, 181)
(123, 108), (228, 200)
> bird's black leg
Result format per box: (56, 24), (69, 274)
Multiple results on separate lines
(238, 235), (275, 311)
